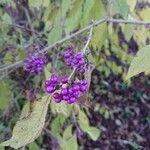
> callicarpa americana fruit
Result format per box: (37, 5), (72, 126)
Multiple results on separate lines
(45, 46), (92, 104)
(24, 45), (47, 73)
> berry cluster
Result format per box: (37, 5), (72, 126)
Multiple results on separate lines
(45, 46), (92, 104)
(64, 47), (87, 74)
(24, 45), (47, 73)
(45, 74), (88, 104)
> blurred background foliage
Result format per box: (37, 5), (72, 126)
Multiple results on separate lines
(0, 0), (150, 149)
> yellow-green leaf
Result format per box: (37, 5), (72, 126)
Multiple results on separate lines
(86, 127), (101, 141)
(90, 0), (106, 49)
(61, 0), (72, 17)
(80, 0), (95, 27)
(28, 142), (39, 150)
(0, 95), (50, 149)
(0, 81), (12, 110)
(48, 26), (62, 45)
(4, 52), (13, 64)
(127, 0), (137, 12)
(126, 45), (150, 79)
(78, 110), (89, 131)
(44, 63), (51, 80)
(29, 0), (49, 8)
(50, 100), (72, 117)
(65, 0), (83, 35)
(91, 24), (107, 49)
(65, 135), (78, 150)
(114, 0), (129, 18)
(63, 125), (72, 141)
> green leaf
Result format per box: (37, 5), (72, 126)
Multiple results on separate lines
(48, 26), (62, 45)
(65, 135), (78, 150)
(86, 127), (101, 141)
(61, 0), (72, 17)
(50, 100), (72, 117)
(80, 0), (95, 27)
(78, 110), (89, 131)
(126, 45), (150, 79)
(3, 52), (13, 64)
(63, 125), (72, 141)
(2, 13), (11, 24)
(51, 114), (66, 134)
(91, 24), (107, 49)
(0, 81), (12, 110)
(127, 0), (137, 12)
(65, 0), (83, 35)
(90, 0), (107, 49)
(44, 63), (51, 80)
(17, 49), (26, 61)
(29, 0), (49, 8)
(0, 95), (50, 149)
(114, 0), (129, 18)
(28, 142), (39, 150)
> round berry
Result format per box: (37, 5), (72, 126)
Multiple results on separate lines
(63, 95), (70, 101)
(46, 85), (55, 93)
(61, 88), (68, 95)
(72, 84), (80, 92)
(45, 80), (51, 86)
(80, 85), (87, 92)
(68, 87), (73, 94)
(79, 68), (85, 74)
(54, 98), (61, 103)
(70, 97), (76, 103)
(81, 80), (87, 85)
(79, 59), (85, 65)
(61, 76), (68, 84)
(64, 52), (71, 58)
(53, 93), (60, 99)
(73, 92), (80, 99)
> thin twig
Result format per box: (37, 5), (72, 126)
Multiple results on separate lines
(107, 18), (150, 25)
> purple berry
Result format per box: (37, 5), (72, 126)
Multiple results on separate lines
(74, 53), (82, 60)
(73, 92), (80, 99)
(53, 93), (60, 99)
(46, 85), (55, 93)
(45, 80), (51, 86)
(63, 95), (70, 101)
(79, 68), (85, 74)
(70, 97), (76, 103)
(51, 74), (59, 84)
(64, 52), (71, 58)
(66, 59), (72, 66)
(81, 80), (87, 85)
(61, 76), (68, 84)
(61, 88), (68, 95)
(79, 59), (85, 65)
(68, 87), (73, 94)
(73, 58), (79, 65)
(72, 84), (80, 92)
(54, 98), (61, 103)
(80, 85), (87, 92)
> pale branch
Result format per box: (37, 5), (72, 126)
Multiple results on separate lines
(107, 18), (150, 25)
(1, 17), (150, 72)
